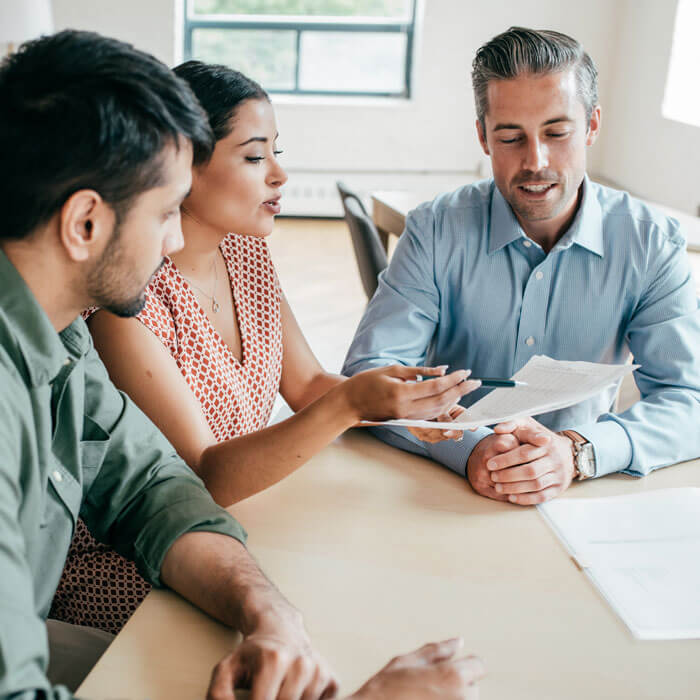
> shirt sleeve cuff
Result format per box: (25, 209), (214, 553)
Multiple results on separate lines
(426, 426), (493, 478)
(571, 419), (633, 478)
(132, 490), (248, 587)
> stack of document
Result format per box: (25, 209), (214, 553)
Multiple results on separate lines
(539, 489), (700, 640)
(363, 355), (637, 430)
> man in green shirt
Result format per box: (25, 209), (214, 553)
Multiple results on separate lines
(0, 28), (342, 700)
(0, 30), (483, 700)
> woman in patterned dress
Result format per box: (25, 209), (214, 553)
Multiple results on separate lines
(50, 63), (480, 633)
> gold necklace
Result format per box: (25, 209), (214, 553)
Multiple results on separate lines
(183, 252), (220, 313)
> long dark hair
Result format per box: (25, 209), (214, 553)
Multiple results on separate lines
(174, 60), (269, 165)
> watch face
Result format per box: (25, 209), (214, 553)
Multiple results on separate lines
(578, 443), (596, 477)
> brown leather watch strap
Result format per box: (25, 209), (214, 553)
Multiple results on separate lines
(559, 430), (586, 479)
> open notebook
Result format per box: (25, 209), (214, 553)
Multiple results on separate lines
(539, 488), (700, 640)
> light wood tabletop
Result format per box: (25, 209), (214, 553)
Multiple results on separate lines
(371, 189), (441, 242)
(79, 430), (700, 700)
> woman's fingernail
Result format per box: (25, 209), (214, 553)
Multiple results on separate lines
(495, 484), (503, 493)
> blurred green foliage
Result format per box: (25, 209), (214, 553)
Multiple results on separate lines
(192, 28), (296, 89)
(189, 0), (412, 93)
(193, 0), (411, 17)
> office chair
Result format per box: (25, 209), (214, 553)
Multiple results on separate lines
(342, 195), (388, 300)
(336, 180), (370, 217)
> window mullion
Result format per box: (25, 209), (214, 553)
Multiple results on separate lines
(294, 29), (301, 92)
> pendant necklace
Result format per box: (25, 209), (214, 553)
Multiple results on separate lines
(184, 251), (220, 313)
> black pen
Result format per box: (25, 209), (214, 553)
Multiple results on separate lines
(472, 377), (528, 388)
(414, 374), (527, 388)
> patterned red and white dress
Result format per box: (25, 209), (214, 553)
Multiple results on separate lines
(50, 234), (284, 633)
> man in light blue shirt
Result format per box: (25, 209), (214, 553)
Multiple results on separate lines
(343, 27), (700, 506)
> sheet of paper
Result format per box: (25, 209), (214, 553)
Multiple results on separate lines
(362, 355), (637, 430)
(539, 489), (700, 640)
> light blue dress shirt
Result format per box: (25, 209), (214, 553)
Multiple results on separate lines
(343, 177), (700, 479)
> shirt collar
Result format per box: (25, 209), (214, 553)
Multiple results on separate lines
(0, 248), (89, 387)
(488, 176), (604, 257)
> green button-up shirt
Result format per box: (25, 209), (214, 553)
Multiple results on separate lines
(0, 250), (247, 699)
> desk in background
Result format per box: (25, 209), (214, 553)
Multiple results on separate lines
(372, 187), (700, 292)
(79, 431), (700, 700)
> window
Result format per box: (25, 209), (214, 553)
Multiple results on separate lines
(663, 0), (700, 128)
(183, 0), (417, 97)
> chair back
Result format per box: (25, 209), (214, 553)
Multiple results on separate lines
(336, 180), (369, 217)
(343, 196), (388, 300)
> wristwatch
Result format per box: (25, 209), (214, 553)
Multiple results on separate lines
(559, 430), (596, 480)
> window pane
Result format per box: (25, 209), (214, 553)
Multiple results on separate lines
(193, 0), (412, 18)
(191, 28), (296, 90)
(663, 0), (700, 128)
(299, 31), (405, 93)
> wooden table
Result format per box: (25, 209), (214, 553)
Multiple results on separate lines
(79, 430), (700, 700)
(371, 190), (431, 245)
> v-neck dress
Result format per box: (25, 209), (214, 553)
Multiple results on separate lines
(50, 233), (283, 633)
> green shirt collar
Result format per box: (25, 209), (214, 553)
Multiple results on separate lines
(0, 248), (89, 387)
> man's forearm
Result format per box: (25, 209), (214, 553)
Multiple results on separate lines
(165, 534), (337, 698)
(160, 531), (290, 634)
(370, 424), (492, 478)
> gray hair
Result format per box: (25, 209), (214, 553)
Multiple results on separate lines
(472, 27), (598, 130)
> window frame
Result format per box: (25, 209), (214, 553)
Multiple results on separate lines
(183, 0), (417, 98)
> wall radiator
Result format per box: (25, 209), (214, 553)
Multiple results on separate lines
(280, 170), (480, 218)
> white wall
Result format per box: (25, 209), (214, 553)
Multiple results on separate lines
(273, 0), (623, 177)
(595, 0), (700, 214)
(52, 0), (624, 179)
(52, 0), (178, 66)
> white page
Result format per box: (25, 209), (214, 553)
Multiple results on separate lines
(539, 489), (700, 640)
(361, 355), (637, 430)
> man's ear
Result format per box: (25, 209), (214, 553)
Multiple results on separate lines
(476, 119), (490, 156)
(58, 190), (115, 262)
(586, 105), (602, 147)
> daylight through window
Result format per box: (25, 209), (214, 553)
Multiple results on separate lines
(663, 0), (700, 128)
(184, 0), (417, 97)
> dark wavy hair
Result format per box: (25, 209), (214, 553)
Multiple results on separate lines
(0, 30), (214, 240)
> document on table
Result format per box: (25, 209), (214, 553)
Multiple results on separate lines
(361, 354), (637, 430)
(539, 489), (700, 640)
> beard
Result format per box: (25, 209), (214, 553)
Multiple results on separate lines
(505, 168), (583, 224)
(86, 222), (163, 318)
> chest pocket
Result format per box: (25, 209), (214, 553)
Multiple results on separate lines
(79, 414), (111, 494)
(41, 415), (110, 529)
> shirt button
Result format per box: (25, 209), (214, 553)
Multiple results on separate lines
(523, 240), (532, 248)
(52, 470), (63, 483)
(526, 336), (535, 346)
(535, 271), (544, 280)
(63, 358), (72, 366)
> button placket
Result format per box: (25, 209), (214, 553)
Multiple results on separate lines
(514, 258), (552, 367)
